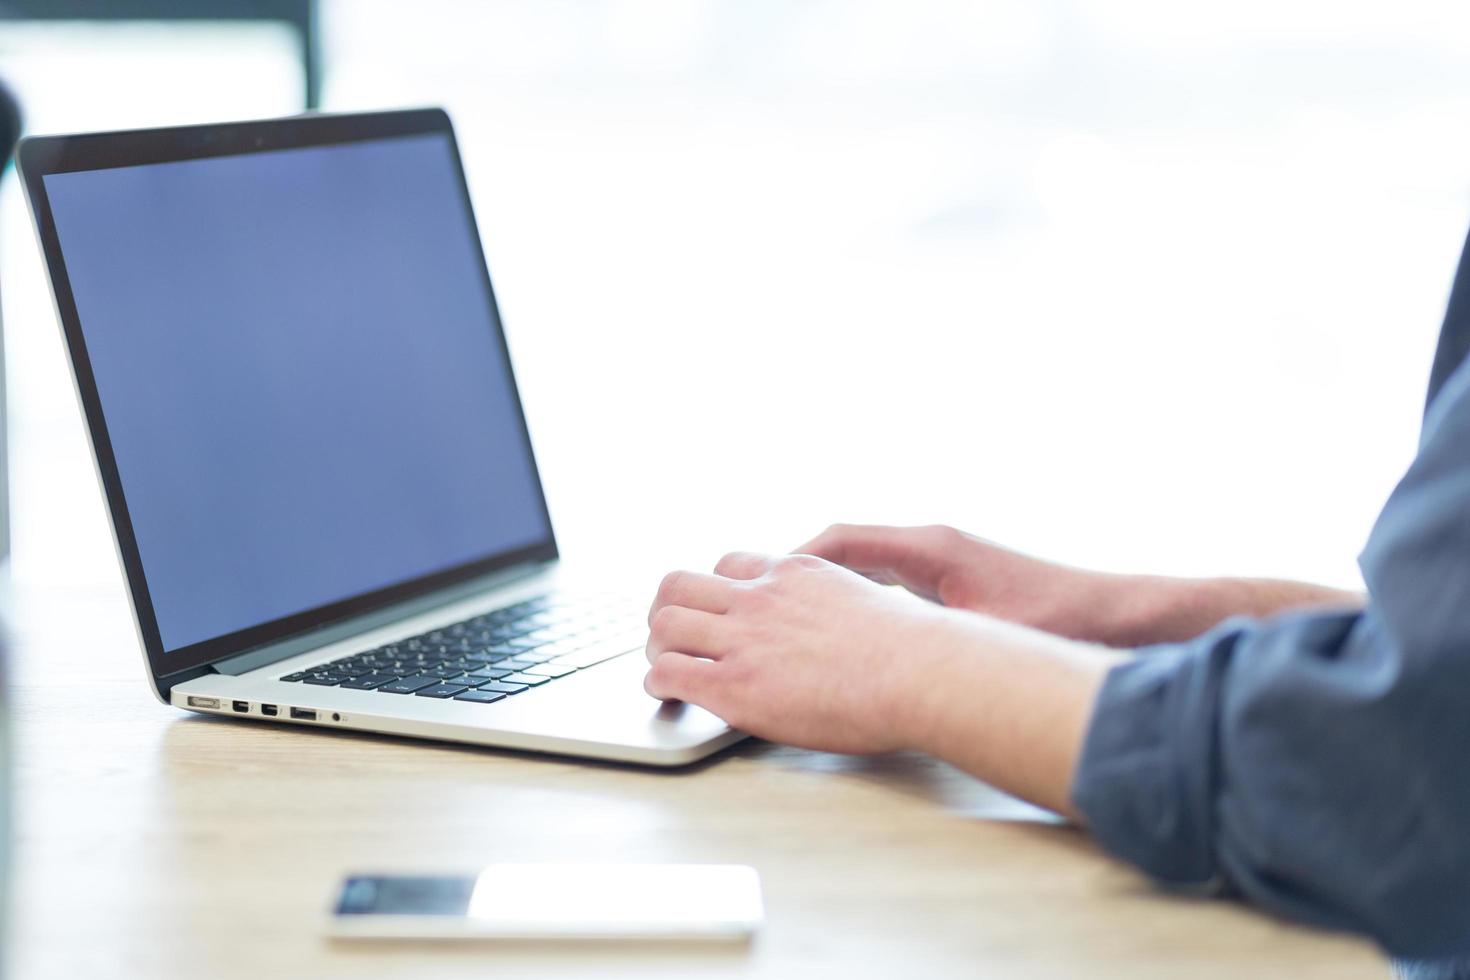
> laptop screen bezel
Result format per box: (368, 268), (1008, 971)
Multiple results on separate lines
(18, 108), (559, 682)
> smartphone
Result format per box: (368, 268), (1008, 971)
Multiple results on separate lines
(327, 863), (763, 942)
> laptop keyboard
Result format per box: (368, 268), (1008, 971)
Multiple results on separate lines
(278, 594), (645, 704)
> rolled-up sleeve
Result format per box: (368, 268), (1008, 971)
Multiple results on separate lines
(1071, 358), (1470, 958)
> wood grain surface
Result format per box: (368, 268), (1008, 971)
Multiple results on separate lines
(5, 584), (1387, 979)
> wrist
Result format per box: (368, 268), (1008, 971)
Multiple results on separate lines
(882, 608), (1056, 756)
(1088, 575), (1335, 647)
(886, 609), (1118, 815)
(1033, 570), (1159, 648)
(882, 609), (974, 754)
(1082, 573), (1204, 648)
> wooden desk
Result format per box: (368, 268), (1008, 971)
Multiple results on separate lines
(6, 584), (1387, 979)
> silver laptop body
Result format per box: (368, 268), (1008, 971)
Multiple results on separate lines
(17, 108), (742, 766)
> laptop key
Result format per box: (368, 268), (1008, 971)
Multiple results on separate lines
(340, 673), (396, 690)
(280, 672), (308, 682)
(503, 672), (551, 686)
(522, 663), (576, 678)
(415, 683), (469, 699)
(476, 681), (529, 695)
(303, 674), (347, 686)
(453, 689), (507, 704)
(378, 674), (439, 694)
(496, 657), (542, 672)
(536, 639), (582, 658)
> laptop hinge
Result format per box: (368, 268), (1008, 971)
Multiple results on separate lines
(210, 561), (554, 676)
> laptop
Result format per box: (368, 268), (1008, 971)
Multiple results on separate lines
(16, 108), (744, 766)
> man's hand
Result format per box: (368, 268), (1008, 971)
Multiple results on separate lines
(644, 550), (1114, 816)
(644, 551), (944, 754)
(797, 524), (1366, 646)
(795, 523), (1130, 642)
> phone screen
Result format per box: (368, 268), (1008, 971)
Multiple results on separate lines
(336, 875), (476, 916)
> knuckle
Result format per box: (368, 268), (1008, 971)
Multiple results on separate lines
(743, 579), (777, 607)
(723, 580), (754, 609)
(714, 551), (749, 573)
(924, 523), (959, 546)
(735, 576), (762, 597)
(649, 604), (680, 635)
(656, 570), (686, 598)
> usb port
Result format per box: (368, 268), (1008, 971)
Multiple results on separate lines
(232, 700), (249, 713)
(186, 696), (220, 709)
(260, 704), (279, 717)
(289, 707), (317, 721)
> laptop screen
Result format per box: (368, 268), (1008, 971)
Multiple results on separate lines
(42, 132), (553, 655)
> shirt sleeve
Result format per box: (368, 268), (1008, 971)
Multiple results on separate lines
(1070, 355), (1470, 959)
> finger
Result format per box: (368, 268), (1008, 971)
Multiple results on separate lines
(793, 524), (947, 598)
(644, 651), (725, 707)
(795, 522), (905, 565)
(646, 606), (730, 663)
(713, 551), (775, 580)
(648, 570), (737, 626)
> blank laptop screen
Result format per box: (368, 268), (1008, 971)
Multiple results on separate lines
(43, 133), (552, 653)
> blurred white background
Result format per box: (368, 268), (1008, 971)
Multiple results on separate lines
(4, 1), (1470, 612)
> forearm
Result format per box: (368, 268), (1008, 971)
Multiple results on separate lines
(885, 576), (1361, 817)
(896, 611), (1121, 819)
(1090, 574), (1366, 647)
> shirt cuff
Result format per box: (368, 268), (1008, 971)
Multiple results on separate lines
(1070, 625), (1243, 891)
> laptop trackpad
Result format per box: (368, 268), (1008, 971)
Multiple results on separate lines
(521, 651), (739, 754)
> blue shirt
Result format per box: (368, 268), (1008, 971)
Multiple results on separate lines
(1071, 228), (1470, 960)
